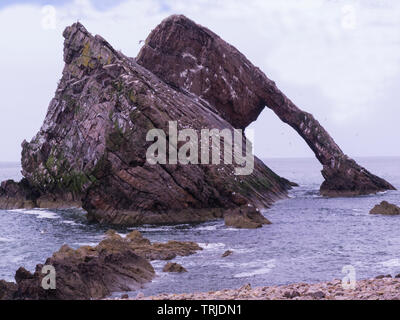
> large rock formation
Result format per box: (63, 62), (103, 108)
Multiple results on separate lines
(15, 21), (292, 225)
(137, 15), (396, 197)
(0, 15), (395, 226)
(0, 231), (203, 300)
(2, 232), (155, 300)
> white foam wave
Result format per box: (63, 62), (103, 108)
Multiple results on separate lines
(10, 209), (59, 219)
(228, 248), (255, 254)
(135, 227), (174, 232)
(380, 258), (400, 267)
(62, 220), (81, 226)
(233, 259), (276, 278)
(73, 242), (98, 247)
(198, 242), (226, 250)
(224, 227), (240, 231)
(196, 225), (218, 231)
(0, 237), (13, 242)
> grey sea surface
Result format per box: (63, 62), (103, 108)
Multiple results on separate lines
(0, 157), (399, 297)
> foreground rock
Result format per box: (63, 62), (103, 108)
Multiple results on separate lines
(110, 230), (203, 261)
(224, 206), (271, 229)
(370, 201), (400, 215)
(162, 263), (187, 273)
(0, 280), (17, 300)
(0, 231), (202, 300)
(5, 21), (293, 226)
(137, 15), (395, 197)
(131, 277), (400, 300)
(3, 232), (155, 300)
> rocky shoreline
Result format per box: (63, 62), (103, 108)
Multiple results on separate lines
(0, 231), (203, 300)
(128, 276), (400, 300)
(0, 14), (398, 302)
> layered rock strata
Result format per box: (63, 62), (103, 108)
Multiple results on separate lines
(15, 22), (292, 225)
(0, 231), (202, 300)
(137, 15), (395, 197)
(0, 15), (394, 226)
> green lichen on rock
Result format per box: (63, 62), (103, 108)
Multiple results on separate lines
(80, 42), (94, 68)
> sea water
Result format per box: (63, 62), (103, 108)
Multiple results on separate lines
(0, 157), (399, 296)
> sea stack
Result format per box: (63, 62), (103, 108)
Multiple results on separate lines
(15, 21), (292, 225)
(137, 15), (396, 197)
(0, 15), (396, 226)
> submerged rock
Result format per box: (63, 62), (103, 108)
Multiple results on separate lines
(162, 263), (187, 273)
(224, 206), (271, 229)
(137, 14), (395, 197)
(370, 201), (400, 215)
(222, 250), (233, 258)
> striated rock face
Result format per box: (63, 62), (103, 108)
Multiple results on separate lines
(370, 201), (400, 215)
(137, 15), (396, 197)
(2, 15), (392, 225)
(17, 22), (292, 225)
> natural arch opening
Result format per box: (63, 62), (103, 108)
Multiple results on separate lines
(246, 107), (323, 187)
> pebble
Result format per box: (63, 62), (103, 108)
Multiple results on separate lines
(124, 277), (400, 300)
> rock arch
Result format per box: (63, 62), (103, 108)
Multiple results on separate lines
(137, 15), (395, 196)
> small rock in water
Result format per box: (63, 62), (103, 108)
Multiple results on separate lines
(222, 250), (233, 258)
(370, 201), (400, 215)
(224, 206), (271, 229)
(163, 262), (187, 273)
(121, 294), (129, 299)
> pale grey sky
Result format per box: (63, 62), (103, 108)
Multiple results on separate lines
(0, 0), (399, 162)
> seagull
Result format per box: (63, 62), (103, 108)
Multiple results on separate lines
(139, 40), (144, 45)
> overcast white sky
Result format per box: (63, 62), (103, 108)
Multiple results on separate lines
(0, 0), (399, 162)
